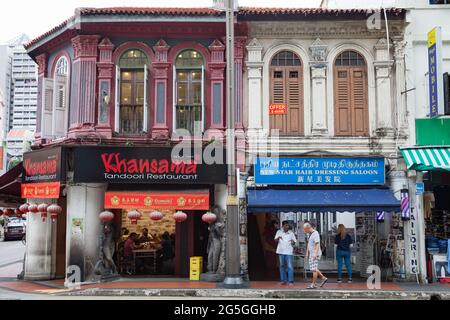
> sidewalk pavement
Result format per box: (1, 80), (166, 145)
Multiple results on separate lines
(0, 276), (449, 300)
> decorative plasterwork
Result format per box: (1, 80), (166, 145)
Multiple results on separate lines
(153, 39), (170, 63)
(309, 38), (328, 68)
(36, 53), (48, 76)
(249, 21), (405, 39)
(72, 35), (100, 59)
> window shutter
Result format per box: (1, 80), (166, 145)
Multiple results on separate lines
(270, 68), (286, 134)
(143, 65), (148, 132)
(114, 65), (121, 133)
(286, 68), (303, 135)
(351, 69), (368, 136)
(52, 74), (68, 137)
(334, 68), (351, 136)
(41, 78), (54, 138)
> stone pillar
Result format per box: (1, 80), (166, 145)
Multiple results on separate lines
(96, 38), (114, 139)
(24, 199), (55, 280)
(207, 39), (226, 134)
(234, 36), (247, 130)
(34, 53), (48, 145)
(374, 38), (395, 136)
(246, 38), (263, 137)
(393, 38), (408, 135)
(69, 35), (100, 137)
(65, 183), (107, 284)
(152, 39), (171, 139)
(309, 39), (329, 136)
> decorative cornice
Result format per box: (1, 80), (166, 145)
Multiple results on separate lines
(249, 21), (405, 39)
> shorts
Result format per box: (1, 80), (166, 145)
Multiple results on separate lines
(309, 258), (320, 272)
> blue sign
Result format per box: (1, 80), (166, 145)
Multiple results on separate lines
(416, 182), (424, 195)
(428, 27), (444, 118)
(255, 157), (385, 185)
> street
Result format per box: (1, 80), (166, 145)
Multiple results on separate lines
(0, 239), (25, 268)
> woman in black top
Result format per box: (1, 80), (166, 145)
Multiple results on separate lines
(335, 224), (353, 283)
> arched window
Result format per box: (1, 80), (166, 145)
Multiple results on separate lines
(174, 50), (204, 135)
(269, 50), (303, 135)
(41, 55), (70, 139)
(334, 50), (368, 136)
(115, 49), (149, 134)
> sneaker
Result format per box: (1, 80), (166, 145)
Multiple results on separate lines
(288, 283), (294, 287)
(319, 277), (328, 287)
(337, 279), (343, 284)
(306, 284), (317, 289)
(348, 279), (353, 283)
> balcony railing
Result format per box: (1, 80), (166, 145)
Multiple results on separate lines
(120, 106), (143, 134)
(175, 105), (202, 135)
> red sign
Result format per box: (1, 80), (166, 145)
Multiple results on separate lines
(21, 182), (61, 199)
(269, 104), (287, 115)
(104, 191), (209, 210)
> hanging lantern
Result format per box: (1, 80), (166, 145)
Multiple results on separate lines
(202, 212), (217, 224)
(38, 203), (49, 221)
(150, 211), (163, 221)
(127, 210), (141, 225)
(47, 204), (62, 222)
(28, 204), (39, 214)
(99, 210), (114, 223)
(19, 203), (29, 214)
(14, 208), (21, 217)
(173, 211), (188, 223)
(4, 209), (14, 217)
(0, 209), (3, 216)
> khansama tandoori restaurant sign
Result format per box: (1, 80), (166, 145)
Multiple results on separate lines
(255, 157), (385, 185)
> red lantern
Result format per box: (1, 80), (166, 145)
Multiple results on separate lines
(173, 211), (187, 223)
(149, 211), (163, 221)
(28, 204), (39, 214)
(99, 211), (114, 223)
(14, 208), (21, 216)
(38, 203), (49, 221)
(202, 212), (217, 224)
(0, 209), (3, 216)
(4, 209), (14, 217)
(127, 210), (141, 225)
(47, 204), (62, 222)
(19, 203), (29, 213)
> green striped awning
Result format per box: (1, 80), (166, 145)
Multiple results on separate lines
(401, 147), (450, 171)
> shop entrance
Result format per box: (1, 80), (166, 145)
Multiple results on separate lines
(116, 209), (208, 278)
(248, 211), (405, 281)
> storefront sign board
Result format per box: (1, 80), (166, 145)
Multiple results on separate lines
(21, 182), (61, 199)
(22, 147), (64, 183)
(104, 191), (209, 210)
(73, 146), (227, 184)
(255, 157), (385, 185)
(428, 26), (445, 118)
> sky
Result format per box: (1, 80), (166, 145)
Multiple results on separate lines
(0, 0), (326, 44)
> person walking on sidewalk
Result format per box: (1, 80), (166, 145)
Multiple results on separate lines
(304, 223), (327, 289)
(335, 224), (353, 283)
(275, 221), (297, 287)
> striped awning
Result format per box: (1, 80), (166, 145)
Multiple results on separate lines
(401, 147), (450, 171)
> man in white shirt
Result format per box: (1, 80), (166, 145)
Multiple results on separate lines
(274, 221), (297, 286)
(304, 222), (327, 289)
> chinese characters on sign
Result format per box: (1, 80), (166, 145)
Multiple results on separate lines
(104, 191), (210, 210)
(428, 27), (444, 118)
(269, 104), (287, 115)
(255, 157), (385, 185)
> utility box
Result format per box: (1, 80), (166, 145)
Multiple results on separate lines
(189, 256), (203, 281)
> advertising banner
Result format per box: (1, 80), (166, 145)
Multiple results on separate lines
(428, 26), (445, 118)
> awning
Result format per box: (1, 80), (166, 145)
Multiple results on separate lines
(247, 188), (401, 213)
(401, 147), (450, 172)
(0, 162), (23, 207)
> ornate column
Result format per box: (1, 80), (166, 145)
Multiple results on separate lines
(245, 38), (263, 136)
(152, 39), (171, 139)
(393, 38), (408, 136)
(69, 35), (100, 136)
(208, 39), (226, 133)
(34, 53), (48, 145)
(96, 38), (114, 139)
(374, 38), (395, 136)
(309, 38), (329, 136)
(234, 37), (247, 130)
